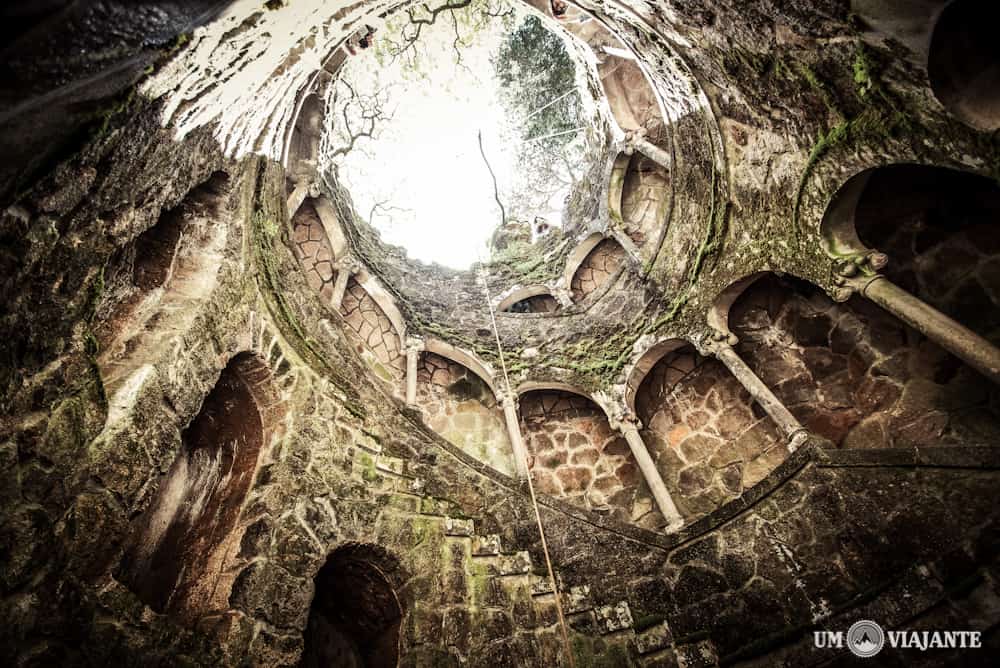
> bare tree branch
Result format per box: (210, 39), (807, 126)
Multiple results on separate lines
(478, 130), (506, 228)
(325, 77), (395, 160)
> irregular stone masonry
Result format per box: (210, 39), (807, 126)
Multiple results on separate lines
(520, 390), (658, 528)
(290, 200), (337, 302)
(339, 277), (406, 381)
(570, 238), (627, 302)
(336, 434), (676, 664)
(732, 275), (1000, 449)
(636, 346), (786, 523)
(620, 153), (671, 246)
(416, 352), (515, 476)
(6, 1), (1000, 666)
(290, 199), (406, 383)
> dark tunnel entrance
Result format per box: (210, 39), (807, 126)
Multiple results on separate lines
(301, 544), (403, 668)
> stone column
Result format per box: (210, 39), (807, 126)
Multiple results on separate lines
(498, 392), (531, 480)
(404, 337), (425, 406)
(837, 272), (1000, 385)
(612, 414), (684, 533)
(553, 286), (574, 308)
(625, 130), (671, 171)
(286, 180), (320, 219)
(698, 335), (809, 452)
(330, 258), (360, 311)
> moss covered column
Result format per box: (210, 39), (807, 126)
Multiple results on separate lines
(833, 266), (1000, 385)
(405, 337), (425, 405)
(498, 392), (531, 479)
(698, 334), (809, 452)
(624, 130), (671, 170)
(331, 257), (360, 311)
(612, 414), (684, 533)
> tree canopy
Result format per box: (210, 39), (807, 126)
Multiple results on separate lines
(493, 14), (584, 152)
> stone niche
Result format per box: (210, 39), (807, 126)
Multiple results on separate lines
(634, 345), (784, 522)
(570, 237), (626, 302)
(520, 390), (654, 525)
(301, 544), (403, 668)
(117, 352), (274, 623)
(731, 274), (1000, 449)
(852, 164), (1000, 342)
(416, 352), (514, 475)
(96, 170), (230, 385)
(927, 0), (1000, 131)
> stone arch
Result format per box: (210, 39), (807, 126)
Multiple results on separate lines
(291, 197), (339, 302)
(415, 339), (512, 474)
(517, 386), (649, 525)
(623, 337), (690, 414)
(599, 49), (666, 137)
(619, 150), (672, 248)
(729, 272), (1000, 449)
(708, 272), (770, 339)
(423, 338), (498, 395)
(928, 0), (1000, 131)
(498, 286), (560, 314)
(822, 163), (1000, 340)
(608, 152), (631, 224)
(631, 339), (784, 522)
(96, 170), (231, 389)
(516, 380), (599, 401)
(340, 270), (408, 383)
(301, 543), (405, 668)
(568, 235), (627, 302)
(117, 351), (280, 623)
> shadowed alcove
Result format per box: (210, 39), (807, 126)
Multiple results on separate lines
(117, 352), (275, 622)
(301, 544), (403, 668)
(849, 164), (1000, 341)
(928, 0), (1000, 131)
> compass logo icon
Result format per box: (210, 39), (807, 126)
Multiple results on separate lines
(847, 620), (885, 658)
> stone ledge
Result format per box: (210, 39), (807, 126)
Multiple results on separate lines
(817, 445), (1000, 469)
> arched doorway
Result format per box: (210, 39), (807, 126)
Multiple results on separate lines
(301, 544), (403, 668)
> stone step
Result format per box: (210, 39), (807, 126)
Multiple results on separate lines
(472, 534), (501, 556)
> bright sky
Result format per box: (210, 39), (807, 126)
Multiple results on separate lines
(323, 3), (565, 269)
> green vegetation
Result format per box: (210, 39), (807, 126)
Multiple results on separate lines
(792, 43), (913, 237)
(250, 166), (366, 417)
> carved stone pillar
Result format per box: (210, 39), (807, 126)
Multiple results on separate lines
(624, 129), (671, 171)
(611, 413), (684, 533)
(331, 258), (360, 312)
(552, 287), (574, 308)
(405, 337), (425, 406)
(498, 392), (531, 479)
(697, 334), (809, 452)
(831, 253), (1000, 385)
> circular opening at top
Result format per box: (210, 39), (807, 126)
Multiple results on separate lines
(928, 0), (1000, 131)
(321, 0), (605, 269)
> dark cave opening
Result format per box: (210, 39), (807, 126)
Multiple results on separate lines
(928, 0), (1000, 131)
(301, 545), (403, 668)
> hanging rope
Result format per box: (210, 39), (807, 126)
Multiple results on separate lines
(477, 265), (576, 668)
